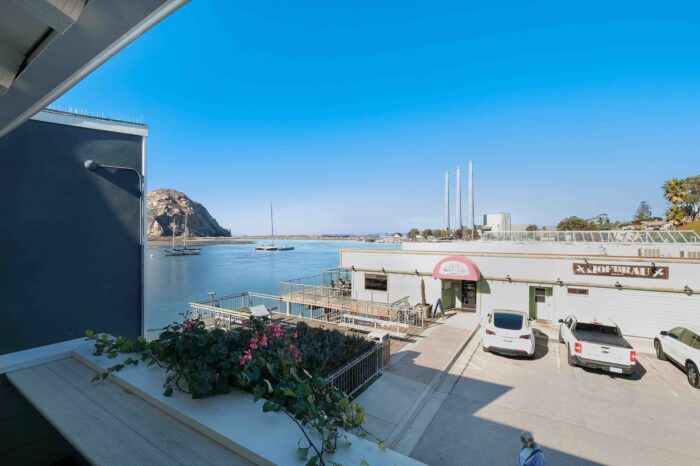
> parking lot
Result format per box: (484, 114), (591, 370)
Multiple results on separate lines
(409, 330), (700, 466)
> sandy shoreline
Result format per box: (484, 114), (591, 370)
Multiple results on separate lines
(147, 235), (373, 247)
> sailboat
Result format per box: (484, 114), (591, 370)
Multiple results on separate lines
(255, 203), (294, 251)
(165, 213), (201, 256)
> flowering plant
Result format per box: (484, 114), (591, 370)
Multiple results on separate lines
(86, 318), (383, 465)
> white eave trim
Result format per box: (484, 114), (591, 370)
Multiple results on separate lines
(0, 0), (188, 138)
(32, 110), (149, 136)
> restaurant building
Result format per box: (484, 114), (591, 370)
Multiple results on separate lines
(340, 230), (700, 338)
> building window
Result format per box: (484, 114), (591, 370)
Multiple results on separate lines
(567, 288), (589, 296)
(365, 273), (388, 291)
(534, 287), (546, 303)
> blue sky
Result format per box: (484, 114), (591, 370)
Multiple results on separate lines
(55, 1), (700, 234)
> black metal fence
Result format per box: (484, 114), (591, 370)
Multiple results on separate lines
(325, 343), (383, 398)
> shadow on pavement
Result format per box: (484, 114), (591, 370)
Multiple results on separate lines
(382, 343), (604, 466)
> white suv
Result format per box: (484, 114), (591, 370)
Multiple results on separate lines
(654, 326), (700, 388)
(482, 310), (535, 358)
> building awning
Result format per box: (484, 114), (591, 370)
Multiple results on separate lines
(432, 256), (481, 281)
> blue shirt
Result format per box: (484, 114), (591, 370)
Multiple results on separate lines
(518, 444), (545, 466)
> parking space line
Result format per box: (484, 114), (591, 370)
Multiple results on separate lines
(644, 355), (680, 398)
(555, 342), (561, 373)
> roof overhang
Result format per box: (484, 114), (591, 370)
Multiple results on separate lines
(0, 0), (189, 138)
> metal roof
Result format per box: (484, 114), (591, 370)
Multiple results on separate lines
(481, 230), (700, 244)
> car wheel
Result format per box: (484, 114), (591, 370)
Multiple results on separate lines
(567, 346), (577, 367)
(654, 339), (667, 361)
(687, 362), (700, 389)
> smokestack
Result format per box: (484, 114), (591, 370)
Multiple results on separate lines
(467, 161), (474, 230)
(456, 167), (462, 229)
(444, 171), (450, 230)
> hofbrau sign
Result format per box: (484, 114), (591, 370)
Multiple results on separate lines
(572, 263), (669, 280)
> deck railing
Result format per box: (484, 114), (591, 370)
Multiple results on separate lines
(191, 287), (424, 334)
(279, 281), (424, 331)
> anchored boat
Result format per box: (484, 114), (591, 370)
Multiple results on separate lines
(165, 213), (201, 256)
(255, 203), (294, 251)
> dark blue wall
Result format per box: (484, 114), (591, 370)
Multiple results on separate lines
(0, 119), (144, 354)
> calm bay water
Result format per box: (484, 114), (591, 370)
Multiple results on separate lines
(145, 240), (398, 334)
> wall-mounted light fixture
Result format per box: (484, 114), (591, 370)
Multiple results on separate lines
(84, 160), (143, 192)
(414, 269), (420, 276)
(684, 285), (693, 295)
(84, 159), (144, 245)
(556, 278), (563, 286)
(584, 259), (589, 266)
(506, 274), (512, 282)
(381, 267), (386, 273)
(351, 265), (356, 271)
(615, 281), (622, 289)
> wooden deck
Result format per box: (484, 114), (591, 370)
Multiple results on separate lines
(7, 358), (252, 466)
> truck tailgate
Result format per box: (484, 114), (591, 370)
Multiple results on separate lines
(580, 342), (632, 366)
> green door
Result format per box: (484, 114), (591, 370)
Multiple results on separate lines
(441, 280), (456, 309)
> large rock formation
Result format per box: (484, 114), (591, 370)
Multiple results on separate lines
(147, 189), (231, 238)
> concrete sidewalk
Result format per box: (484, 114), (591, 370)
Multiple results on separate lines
(356, 312), (482, 448)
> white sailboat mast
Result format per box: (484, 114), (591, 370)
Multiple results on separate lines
(270, 203), (274, 245)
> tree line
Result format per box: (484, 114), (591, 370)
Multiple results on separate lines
(555, 174), (699, 231)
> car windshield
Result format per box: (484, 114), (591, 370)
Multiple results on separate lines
(576, 323), (619, 335)
(493, 313), (524, 330)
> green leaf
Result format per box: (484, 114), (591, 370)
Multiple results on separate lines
(253, 384), (265, 402)
(378, 441), (386, 451)
(283, 388), (297, 398)
(360, 461), (370, 465)
(85, 329), (95, 338)
(305, 455), (318, 466)
(262, 400), (277, 413)
(106, 352), (118, 360)
(163, 386), (173, 397)
(297, 446), (309, 460)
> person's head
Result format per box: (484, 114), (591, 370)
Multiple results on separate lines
(520, 431), (536, 448)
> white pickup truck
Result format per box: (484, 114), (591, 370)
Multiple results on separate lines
(558, 315), (636, 375)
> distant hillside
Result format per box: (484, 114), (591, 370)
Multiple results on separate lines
(147, 189), (230, 238)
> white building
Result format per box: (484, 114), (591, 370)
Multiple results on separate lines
(482, 213), (511, 232)
(340, 230), (700, 338)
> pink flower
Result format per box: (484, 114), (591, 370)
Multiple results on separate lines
(241, 320), (249, 328)
(260, 335), (268, 347)
(184, 319), (193, 330)
(239, 349), (253, 366)
(287, 344), (302, 363)
(270, 324), (285, 338)
(250, 337), (258, 350)
(293, 330), (298, 339)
